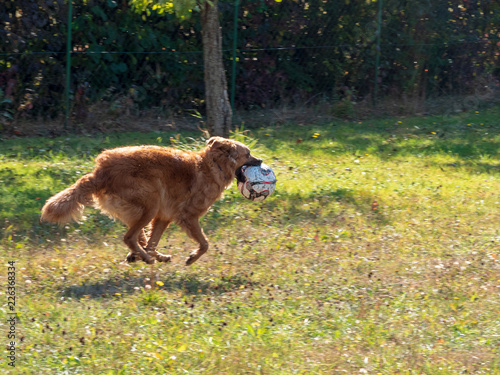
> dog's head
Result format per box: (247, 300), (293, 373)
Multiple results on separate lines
(206, 137), (262, 182)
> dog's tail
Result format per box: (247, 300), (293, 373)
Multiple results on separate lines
(41, 173), (97, 224)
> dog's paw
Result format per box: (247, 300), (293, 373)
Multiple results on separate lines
(143, 255), (156, 265)
(125, 253), (140, 263)
(158, 254), (172, 263)
(147, 251), (172, 263)
(185, 254), (199, 266)
(128, 252), (156, 264)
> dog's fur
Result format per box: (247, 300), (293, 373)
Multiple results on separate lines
(41, 137), (262, 265)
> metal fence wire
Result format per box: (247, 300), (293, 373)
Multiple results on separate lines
(1, 0), (499, 129)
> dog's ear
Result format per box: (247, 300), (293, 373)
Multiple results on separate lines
(207, 137), (238, 166)
(206, 137), (225, 148)
(207, 137), (233, 153)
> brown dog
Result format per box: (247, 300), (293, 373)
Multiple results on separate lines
(41, 137), (262, 265)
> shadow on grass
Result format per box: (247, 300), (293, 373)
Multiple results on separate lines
(257, 109), (500, 166)
(60, 272), (255, 300)
(440, 160), (500, 174)
(205, 187), (391, 232)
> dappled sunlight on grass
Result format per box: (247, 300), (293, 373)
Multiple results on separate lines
(1, 106), (500, 373)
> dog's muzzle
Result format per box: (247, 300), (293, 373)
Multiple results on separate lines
(236, 158), (262, 183)
(246, 157), (263, 167)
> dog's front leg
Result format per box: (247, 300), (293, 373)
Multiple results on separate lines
(179, 218), (209, 266)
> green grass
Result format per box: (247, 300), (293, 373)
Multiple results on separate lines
(1, 107), (500, 374)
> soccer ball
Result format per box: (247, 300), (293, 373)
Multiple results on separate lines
(237, 163), (277, 201)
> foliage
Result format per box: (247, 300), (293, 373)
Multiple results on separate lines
(0, 0), (499, 121)
(1, 107), (500, 373)
(129, 0), (198, 19)
(229, 0), (500, 108)
(0, 0), (204, 120)
(0, 88), (13, 128)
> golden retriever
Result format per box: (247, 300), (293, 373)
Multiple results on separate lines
(41, 137), (262, 265)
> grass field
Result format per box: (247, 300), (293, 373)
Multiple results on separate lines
(1, 107), (500, 374)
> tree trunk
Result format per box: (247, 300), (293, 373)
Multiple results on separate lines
(200, 0), (232, 138)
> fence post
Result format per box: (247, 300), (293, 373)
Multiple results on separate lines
(65, 0), (73, 129)
(373, 0), (383, 107)
(230, 0), (240, 113)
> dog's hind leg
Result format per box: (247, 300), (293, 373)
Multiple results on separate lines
(123, 214), (156, 265)
(178, 218), (209, 266)
(139, 229), (148, 247)
(125, 229), (149, 263)
(145, 218), (172, 263)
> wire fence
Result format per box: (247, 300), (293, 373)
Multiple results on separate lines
(1, 0), (499, 132)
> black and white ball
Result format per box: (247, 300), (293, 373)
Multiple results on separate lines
(237, 163), (277, 201)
